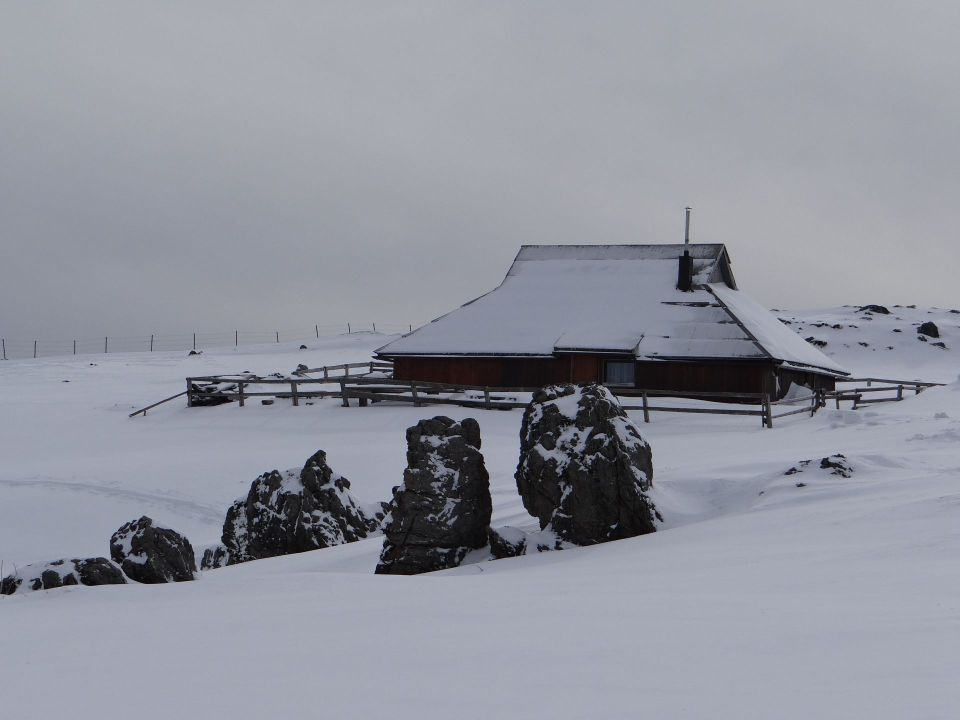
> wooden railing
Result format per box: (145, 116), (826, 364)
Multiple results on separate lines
(134, 365), (942, 428)
(826, 377), (945, 409)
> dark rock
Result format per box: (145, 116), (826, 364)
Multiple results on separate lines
(805, 337), (828, 348)
(515, 384), (659, 546)
(932, 341), (947, 349)
(110, 516), (196, 583)
(858, 304), (890, 314)
(1, 557), (126, 595)
(918, 335), (928, 343)
(188, 349), (202, 356)
(200, 544), (230, 570)
(261, 399), (274, 405)
(299, 345), (308, 350)
(892, 328), (902, 333)
(785, 454), (853, 479)
(489, 527), (527, 559)
(918, 321), (940, 338)
(376, 417), (491, 575)
(221, 449), (375, 565)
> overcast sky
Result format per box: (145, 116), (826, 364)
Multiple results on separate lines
(2, 2), (958, 341)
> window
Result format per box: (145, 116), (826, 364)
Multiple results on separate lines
(604, 360), (636, 386)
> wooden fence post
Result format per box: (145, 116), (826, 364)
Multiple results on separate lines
(291, 381), (299, 406)
(315, 324), (319, 338)
(484, 388), (491, 409)
(186, 379), (194, 408)
(642, 392), (650, 423)
(192, 333), (196, 351)
(762, 393), (772, 428)
(235, 330), (238, 347)
(411, 382), (421, 407)
(897, 385), (904, 401)
(150, 334), (154, 352)
(340, 380), (349, 407)
(34, 340), (38, 358)
(323, 366), (329, 381)
(1, 338), (5, 360)
(369, 361), (374, 374)
(276, 331), (279, 343)
(238, 381), (245, 407)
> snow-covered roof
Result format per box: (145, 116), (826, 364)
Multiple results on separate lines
(377, 244), (847, 376)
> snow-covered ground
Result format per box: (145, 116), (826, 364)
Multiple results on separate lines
(1, 307), (958, 719)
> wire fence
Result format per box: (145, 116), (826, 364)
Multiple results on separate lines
(0, 322), (414, 360)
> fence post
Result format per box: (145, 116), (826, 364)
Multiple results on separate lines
(275, 331), (279, 343)
(409, 324), (412, 332)
(344, 364), (350, 377)
(369, 361), (374, 374)
(290, 381), (299, 407)
(484, 387), (491, 409)
(186, 379), (194, 408)
(347, 323), (351, 334)
(238, 381), (245, 407)
(642, 392), (650, 423)
(315, 324), (319, 339)
(897, 385), (904, 401)
(193, 333), (196, 351)
(105, 337), (108, 354)
(34, 340), (38, 358)
(323, 366), (329, 381)
(762, 393), (772, 428)
(235, 330), (238, 347)
(1, 338), (5, 360)
(411, 381), (421, 407)
(340, 379), (349, 407)
(373, 322), (376, 332)
(150, 334), (154, 352)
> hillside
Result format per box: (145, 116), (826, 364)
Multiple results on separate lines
(0, 309), (957, 719)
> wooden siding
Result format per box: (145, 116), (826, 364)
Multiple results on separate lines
(390, 355), (835, 400)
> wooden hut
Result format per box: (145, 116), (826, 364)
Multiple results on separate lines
(376, 244), (847, 398)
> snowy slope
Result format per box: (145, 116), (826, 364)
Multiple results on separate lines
(1, 320), (958, 719)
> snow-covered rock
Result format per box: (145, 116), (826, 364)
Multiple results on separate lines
(376, 417), (492, 575)
(516, 384), (659, 545)
(785, 454), (854, 479)
(488, 526), (528, 558)
(109, 516), (196, 583)
(1, 557), (126, 595)
(214, 449), (377, 566)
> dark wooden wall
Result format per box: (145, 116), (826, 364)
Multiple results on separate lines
(390, 355), (835, 398)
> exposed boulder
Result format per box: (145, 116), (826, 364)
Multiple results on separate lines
(785, 454), (853, 478)
(1, 557), (126, 595)
(488, 527), (528, 559)
(220, 449), (376, 565)
(858, 304), (891, 314)
(110, 516), (196, 583)
(918, 321), (940, 338)
(200, 544), (230, 570)
(376, 417), (492, 575)
(515, 384), (659, 546)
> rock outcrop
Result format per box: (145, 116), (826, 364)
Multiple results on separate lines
(785, 454), (854, 479)
(1, 557), (126, 595)
(918, 321), (940, 338)
(110, 516), (197, 583)
(376, 417), (492, 575)
(217, 449), (376, 565)
(488, 527), (528, 559)
(515, 384), (659, 546)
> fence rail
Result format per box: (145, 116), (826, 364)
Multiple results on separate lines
(131, 368), (944, 426)
(150, 368), (829, 428)
(0, 323), (415, 360)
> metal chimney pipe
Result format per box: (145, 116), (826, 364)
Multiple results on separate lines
(684, 206), (691, 244)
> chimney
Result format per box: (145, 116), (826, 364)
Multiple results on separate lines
(677, 207), (693, 291)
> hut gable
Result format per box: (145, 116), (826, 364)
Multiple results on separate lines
(377, 243), (846, 377)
